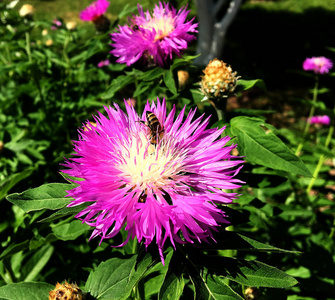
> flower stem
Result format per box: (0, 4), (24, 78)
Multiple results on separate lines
(135, 78), (142, 115)
(25, 32), (32, 63)
(306, 125), (334, 194)
(295, 76), (319, 155)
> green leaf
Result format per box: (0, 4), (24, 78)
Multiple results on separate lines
(206, 275), (244, 300)
(0, 167), (35, 200)
(159, 252), (185, 300)
(6, 183), (74, 213)
(22, 244), (54, 282)
(52, 220), (90, 241)
(230, 116), (312, 177)
(133, 81), (152, 98)
(86, 249), (158, 300)
(187, 262), (243, 300)
(235, 79), (266, 92)
(38, 203), (91, 223)
(102, 75), (135, 99)
(201, 231), (300, 253)
(0, 282), (54, 300)
(0, 240), (30, 260)
(141, 67), (166, 81)
(85, 256), (137, 299)
(164, 70), (177, 95)
(200, 256), (298, 288)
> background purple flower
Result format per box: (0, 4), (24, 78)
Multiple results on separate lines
(308, 115), (331, 126)
(97, 59), (110, 68)
(303, 56), (333, 74)
(110, 2), (198, 66)
(80, 0), (110, 22)
(62, 99), (243, 263)
(51, 19), (62, 30)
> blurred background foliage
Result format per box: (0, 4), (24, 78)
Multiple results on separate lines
(1, 0), (335, 299)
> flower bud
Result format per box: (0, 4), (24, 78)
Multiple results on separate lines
(66, 21), (77, 31)
(19, 4), (34, 18)
(200, 59), (240, 101)
(45, 39), (53, 46)
(244, 287), (260, 300)
(177, 70), (190, 90)
(49, 281), (84, 300)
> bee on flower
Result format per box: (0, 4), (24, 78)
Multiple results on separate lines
(62, 99), (244, 263)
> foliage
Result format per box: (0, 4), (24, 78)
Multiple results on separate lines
(1, 1), (335, 300)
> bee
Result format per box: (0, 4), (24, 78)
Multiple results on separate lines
(139, 111), (164, 146)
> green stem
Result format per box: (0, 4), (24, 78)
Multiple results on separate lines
(295, 76), (319, 155)
(306, 125), (334, 194)
(63, 33), (70, 66)
(25, 32), (32, 63)
(135, 78), (142, 114)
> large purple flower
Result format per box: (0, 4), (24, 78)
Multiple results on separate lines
(110, 2), (198, 66)
(303, 56), (333, 74)
(62, 99), (243, 263)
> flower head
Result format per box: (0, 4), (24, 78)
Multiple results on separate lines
(97, 59), (110, 68)
(303, 56), (333, 74)
(79, 0), (110, 22)
(200, 59), (240, 101)
(19, 4), (34, 18)
(49, 281), (84, 300)
(308, 115), (331, 126)
(110, 2), (198, 67)
(51, 19), (62, 30)
(62, 99), (243, 263)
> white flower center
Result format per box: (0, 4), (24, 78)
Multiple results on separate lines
(119, 131), (184, 191)
(142, 12), (175, 42)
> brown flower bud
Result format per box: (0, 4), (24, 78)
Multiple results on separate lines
(200, 59), (240, 101)
(49, 281), (84, 300)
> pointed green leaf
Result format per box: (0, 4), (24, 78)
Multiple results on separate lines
(86, 249), (158, 300)
(224, 259), (298, 288)
(206, 275), (244, 300)
(0, 240), (30, 260)
(38, 203), (91, 223)
(235, 79), (266, 92)
(187, 262), (243, 300)
(86, 256), (137, 299)
(159, 252), (185, 300)
(201, 232), (300, 253)
(102, 75), (135, 99)
(230, 116), (311, 177)
(164, 70), (177, 95)
(141, 67), (166, 81)
(200, 256), (298, 288)
(133, 81), (152, 97)
(52, 220), (90, 241)
(0, 282), (54, 300)
(22, 244), (54, 282)
(0, 167), (35, 200)
(6, 183), (74, 213)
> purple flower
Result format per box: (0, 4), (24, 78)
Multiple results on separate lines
(303, 57), (333, 74)
(97, 59), (110, 68)
(110, 2), (198, 67)
(51, 19), (62, 30)
(80, 0), (110, 22)
(62, 99), (244, 263)
(308, 115), (331, 126)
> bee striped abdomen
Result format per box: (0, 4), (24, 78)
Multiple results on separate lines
(146, 111), (164, 145)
